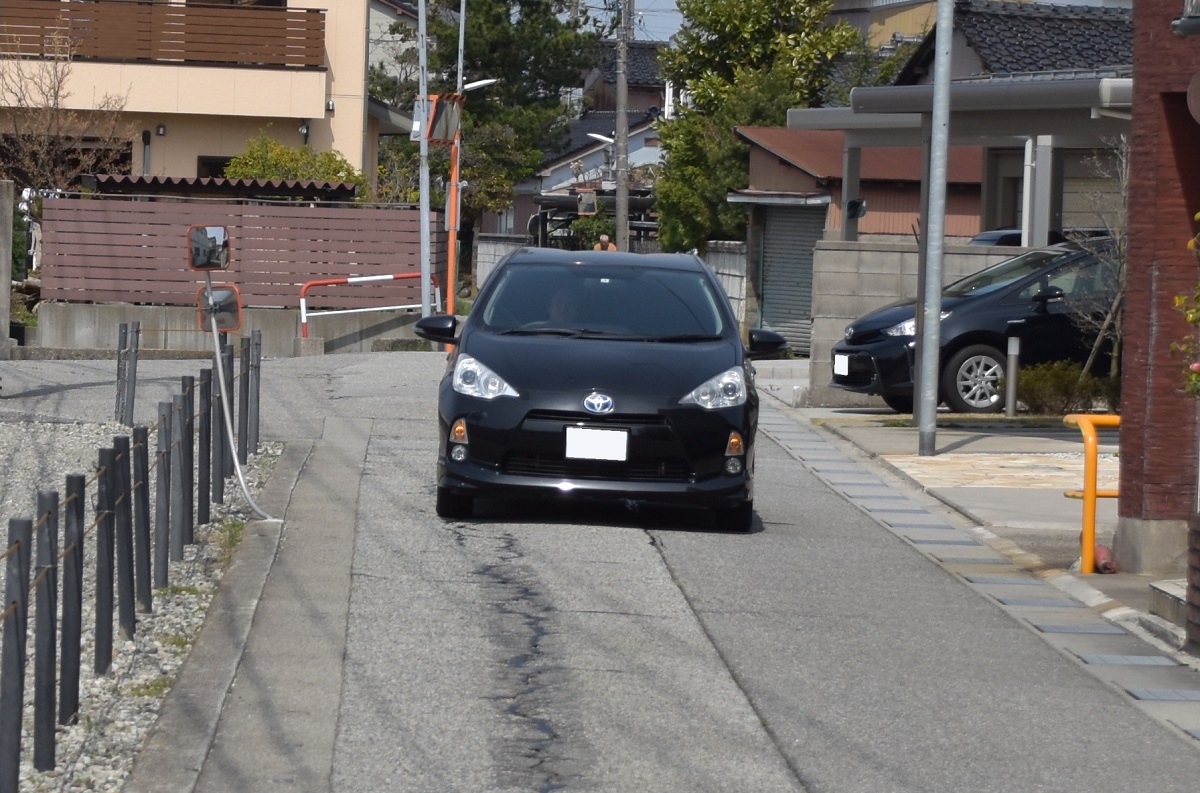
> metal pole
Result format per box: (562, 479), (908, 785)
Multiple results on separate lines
(33, 492), (58, 771)
(132, 426), (152, 613)
(198, 369), (212, 524)
(59, 474), (84, 725)
(238, 339), (250, 465)
(1, 518), (32, 792)
(916, 0), (955, 456)
(418, 0), (432, 317)
(114, 435), (135, 641)
(249, 330), (262, 454)
(124, 320), (140, 426)
(95, 448), (115, 675)
(116, 323), (129, 422)
(445, 0), (467, 313)
(614, 0), (631, 251)
(1005, 336), (1020, 418)
(156, 401), (172, 583)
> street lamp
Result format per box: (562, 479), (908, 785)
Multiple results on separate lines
(445, 77), (498, 314)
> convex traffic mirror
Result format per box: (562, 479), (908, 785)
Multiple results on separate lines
(188, 225), (231, 270)
(196, 285), (242, 332)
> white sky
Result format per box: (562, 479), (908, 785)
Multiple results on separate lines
(631, 0), (682, 41)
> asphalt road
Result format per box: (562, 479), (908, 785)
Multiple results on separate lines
(8, 353), (1200, 792)
(257, 353), (1200, 792)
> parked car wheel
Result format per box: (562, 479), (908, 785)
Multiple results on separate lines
(881, 393), (914, 414)
(436, 487), (473, 520)
(942, 344), (1005, 413)
(715, 500), (754, 532)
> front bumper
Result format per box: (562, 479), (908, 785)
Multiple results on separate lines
(434, 391), (755, 509)
(830, 338), (915, 396)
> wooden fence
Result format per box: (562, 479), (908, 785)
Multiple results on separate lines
(0, 0), (325, 70)
(41, 199), (447, 312)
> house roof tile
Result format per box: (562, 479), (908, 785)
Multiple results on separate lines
(735, 127), (983, 185)
(596, 40), (667, 87)
(898, 0), (1132, 82)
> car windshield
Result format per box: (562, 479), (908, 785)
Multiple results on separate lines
(476, 261), (731, 339)
(942, 246), (1089, 298)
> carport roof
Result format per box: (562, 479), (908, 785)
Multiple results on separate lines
(735, 127), (983, 184)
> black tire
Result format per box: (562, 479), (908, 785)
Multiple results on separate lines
(941, 344), (1005, 413)
(715, 501), (754, 533)
(436, 486), (473, 519)
(881, 393), (914, 414)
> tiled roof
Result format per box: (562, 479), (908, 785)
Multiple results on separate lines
(897, 0), (1132, 82)
(595, 40), (667, 87)
(542, 109), (660, 166)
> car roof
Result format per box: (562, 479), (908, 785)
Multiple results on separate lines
(501, 247), (708, 272)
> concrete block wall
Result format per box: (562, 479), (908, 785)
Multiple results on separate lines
(475, 234), (532, 291)
(807, 240), (1013, 407)
(35, 303), (424, 359)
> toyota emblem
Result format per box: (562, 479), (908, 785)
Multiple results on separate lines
(583, 392), (615, 414)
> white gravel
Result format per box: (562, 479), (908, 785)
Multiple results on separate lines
(0, 419), (279, 792)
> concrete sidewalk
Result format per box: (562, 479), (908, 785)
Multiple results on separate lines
(754, 357), (1186, 649)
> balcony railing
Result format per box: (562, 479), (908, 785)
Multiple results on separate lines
(0, 0), (325, 70)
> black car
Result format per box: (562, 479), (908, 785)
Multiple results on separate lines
(414, 248), (788, 530)
(830, 241), (1119, 414)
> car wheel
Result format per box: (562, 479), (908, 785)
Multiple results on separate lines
(881, 393), (914, 414)
(941, 345), (1005, 413)
(715, 501), (754, 533)
(436, 487), (473, 519)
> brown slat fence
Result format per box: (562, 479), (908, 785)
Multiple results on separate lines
(0, 0), (325, 70)
(41, 198), (448, 312)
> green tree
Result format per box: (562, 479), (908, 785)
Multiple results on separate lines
(661, 0), (858, 113)
(224, 132), (368, 197)
(656, 68), (800, 252)
(371, 1), (600, 220)
(655, 0), (862, 251)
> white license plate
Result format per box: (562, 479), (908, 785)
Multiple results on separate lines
(566, 426), (628, 461)
(833, 354), (849, 376)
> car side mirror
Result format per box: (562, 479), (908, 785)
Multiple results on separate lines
(1032, 286), (1065, 312)
(746, 328), (788, 359)
(415, 314), (459, 342)
(187, 225), (230, 270)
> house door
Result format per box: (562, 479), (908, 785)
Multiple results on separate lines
(760, 205), (827, 355)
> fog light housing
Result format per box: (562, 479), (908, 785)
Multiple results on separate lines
(449, 444), (468, 462)
(724, 457), (744, 475)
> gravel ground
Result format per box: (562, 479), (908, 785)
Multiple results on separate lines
(0, 418), (278, 792)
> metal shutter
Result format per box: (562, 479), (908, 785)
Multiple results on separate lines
(760, 206), (826, 355)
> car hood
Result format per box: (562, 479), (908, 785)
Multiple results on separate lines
(846, 293), (975, 332)
(459, 332), (742, 400)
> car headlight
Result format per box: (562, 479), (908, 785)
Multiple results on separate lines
(452, 355), (519, 399)
(680, 367), (746, 409)
(882, 312), (950, 337)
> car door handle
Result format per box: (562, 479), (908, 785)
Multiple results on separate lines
(1007, 319), (1025, 325)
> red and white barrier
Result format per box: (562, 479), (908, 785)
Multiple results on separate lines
(299, 273), (441, 338)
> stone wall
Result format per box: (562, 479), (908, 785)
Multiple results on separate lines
(807, 240), (1012, 407)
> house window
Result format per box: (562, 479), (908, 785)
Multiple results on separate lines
(197, 156), (234, 178)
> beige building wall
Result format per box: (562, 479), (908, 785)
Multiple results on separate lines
(869, 4), (938, 46)
(42, 1), (373, 179)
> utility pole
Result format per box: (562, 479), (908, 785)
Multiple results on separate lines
(614, 0), (631, 251)
(417, 0), (432, 317)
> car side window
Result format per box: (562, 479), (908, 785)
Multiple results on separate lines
(1013, 258), (1116, 303)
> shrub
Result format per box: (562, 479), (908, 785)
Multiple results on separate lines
(1014, 360), (1101, 415)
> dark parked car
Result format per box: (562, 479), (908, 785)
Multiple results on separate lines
(830, 241), (1119, 413)
(414, 248), (788, 531)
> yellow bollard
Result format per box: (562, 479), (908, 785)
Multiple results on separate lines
(1062, 414), (1121, 574)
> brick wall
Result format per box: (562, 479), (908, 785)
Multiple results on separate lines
(1122, 0), (1200, 523)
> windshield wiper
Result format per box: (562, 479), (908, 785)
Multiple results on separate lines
(649, 333), (724, 343)
(497, 327), (581, 337)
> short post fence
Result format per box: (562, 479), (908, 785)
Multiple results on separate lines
(0, 330), (267, 791)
